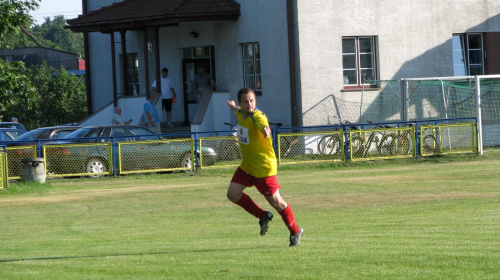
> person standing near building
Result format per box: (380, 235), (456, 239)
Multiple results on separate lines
(192, 64), (217, 102)
(143, 91), (161, 134)
(225, 88), (303, 247)
(152, 68), (176, 127)
(111, 106), (132, 125)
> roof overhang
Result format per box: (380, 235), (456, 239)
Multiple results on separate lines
(66, 0), (241, 33)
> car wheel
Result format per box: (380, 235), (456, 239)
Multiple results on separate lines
(180, 153), (193, 169)
(86, 157), (107, 177)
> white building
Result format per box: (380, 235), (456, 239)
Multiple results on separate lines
(67, 0), (500, 130)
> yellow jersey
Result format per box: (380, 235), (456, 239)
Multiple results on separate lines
(235, 109), (277, 178)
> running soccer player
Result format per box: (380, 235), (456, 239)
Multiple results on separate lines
(226, 88), (303, 247)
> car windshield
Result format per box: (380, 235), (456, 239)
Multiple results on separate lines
(0, 122), (27, 132)
(15, 128), (48, 141)
(1, 130), (23, 140)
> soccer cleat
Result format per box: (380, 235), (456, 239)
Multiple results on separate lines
(289, 227), (304, 247)
(259, 211), (273, 236)
(167, 122), (175, 127)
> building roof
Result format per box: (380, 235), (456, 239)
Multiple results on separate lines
(66, 0), (241, 33)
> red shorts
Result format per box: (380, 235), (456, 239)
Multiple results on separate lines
(231, 167), (281, 197)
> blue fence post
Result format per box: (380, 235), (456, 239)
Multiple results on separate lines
(343, 123), (349, 161)
(272, 127), (278, 158)
(193, 132), (199, 170)
(112, 137), (117, 177)
(415, 121), (420, 160)
(37, 140), (43, 158)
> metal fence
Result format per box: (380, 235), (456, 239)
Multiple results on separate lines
(0, 150), (7, 188)
(419, 123), (476, 156)
(197, 118), (476, 167)
(0, 117), (477, 183)
(349, 126), (416, 161)
(199, 136), (241, 169)
(6, 146), (37, 179)
(277, 131), (345, 165)
(118, 138), (195, 174)
(44, 143), (113, 178)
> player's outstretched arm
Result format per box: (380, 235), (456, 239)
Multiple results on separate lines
(227, 100), (239, 113)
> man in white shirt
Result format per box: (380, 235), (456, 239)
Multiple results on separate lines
(152, 68), (177, 127)
(111, 106), (132, 125)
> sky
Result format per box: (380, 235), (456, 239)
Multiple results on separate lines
(30, 0), (83, 25)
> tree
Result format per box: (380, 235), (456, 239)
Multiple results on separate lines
(7, 15), (84, 57)
(34, 64), (87, 126)
(0, 0), (39, 120)
(5, 63), (87, 130)
(0, 0), (39, 49)
(1, 1), (87, 128)
(0, 60), (35, 113)
(31, 15), (84, 56)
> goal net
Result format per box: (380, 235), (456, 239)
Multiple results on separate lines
(402, 76), (500, 151)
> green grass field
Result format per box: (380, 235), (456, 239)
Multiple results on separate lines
(1, 154), (499, 279)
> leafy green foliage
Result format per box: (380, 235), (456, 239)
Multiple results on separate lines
(0, 0), (39, 49)
(0, 1), (86, 129)
(7, 15), (84, 57)
(4, 63), (87, 130)
(0, 0), (39, 121)
(0, 58), (37, 114)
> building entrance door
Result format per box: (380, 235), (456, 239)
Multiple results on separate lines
(182, 58), (212, 125)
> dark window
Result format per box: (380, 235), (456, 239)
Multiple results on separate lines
(242, 43), (262, 94)
(125, 53), (139, 96)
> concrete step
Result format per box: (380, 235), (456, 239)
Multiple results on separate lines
(160, 122), (191, 134)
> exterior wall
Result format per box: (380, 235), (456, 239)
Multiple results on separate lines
(86, 0), (129, 118)
(143, 1), (290, 126)
(296, 0), (500, 125)
(85, 0), (291, 126)
(88, 32), (113, 111)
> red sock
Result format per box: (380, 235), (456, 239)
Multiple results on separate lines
(279, 205), (299, 235)
(236, 193), (266, 219)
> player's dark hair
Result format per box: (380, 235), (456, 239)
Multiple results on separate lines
(237, 88), (255, 102)
(162, 68), (168, 73)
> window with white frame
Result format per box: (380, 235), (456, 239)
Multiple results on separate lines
(342, 36), (377, 87)
(452, 33), (484, 76)
(242, 43), (262, 94)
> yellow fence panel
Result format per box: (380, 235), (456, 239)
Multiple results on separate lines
(350, 127), (415, 161)
(44, 143), (113, 177)
(6, 146), (37, 180)
(199, 137), (241, 169)
(279, 131), (345, 164)
(420, 123), (476, 156)
(0, 153), (6, 188)
(118, 138), (196, 174)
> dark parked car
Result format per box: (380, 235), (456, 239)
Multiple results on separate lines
(2, 126), (81, 158)
(0, 126), (81, 178)
(0, 128), (25, 141)
(45, 125), (216, 176)
(0, 122), (27, 133)
(9, 126), (81, 145)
